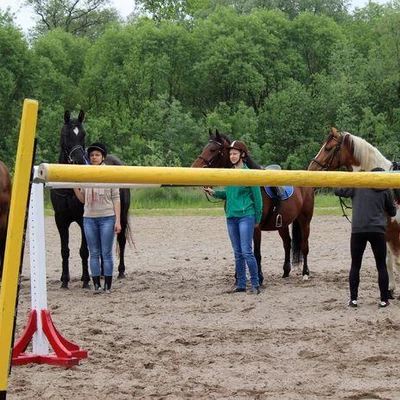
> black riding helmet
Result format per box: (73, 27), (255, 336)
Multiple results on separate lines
(87, 142), (107, 158)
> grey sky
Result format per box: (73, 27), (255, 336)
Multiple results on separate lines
(0, 0), (391, 33)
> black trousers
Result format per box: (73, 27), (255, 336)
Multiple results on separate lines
(350, 232), (389, 302)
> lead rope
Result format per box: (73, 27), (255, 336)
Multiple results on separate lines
(203, 187), (223, 203)
(339, 196), (352, 223)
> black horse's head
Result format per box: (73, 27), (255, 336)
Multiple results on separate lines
(59, 110), (88, 164)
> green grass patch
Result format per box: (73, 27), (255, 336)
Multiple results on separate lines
(44, 187), (348, 217)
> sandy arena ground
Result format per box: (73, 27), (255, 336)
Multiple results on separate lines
(3, 214), (400, 399)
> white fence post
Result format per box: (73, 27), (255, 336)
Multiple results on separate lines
(29, 167), (49, 355)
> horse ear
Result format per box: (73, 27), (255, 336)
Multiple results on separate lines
(215, 129), (221, 142)
(208, 128), (213, 137)
(78, 110), (85, 123)
(331, 126), (341, 138)
(64, 110), (70, 123)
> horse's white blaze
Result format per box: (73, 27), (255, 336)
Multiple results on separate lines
(73, 127), (79, 135)
(351, 165), (363, 172)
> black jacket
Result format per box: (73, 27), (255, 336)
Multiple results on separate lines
(334, 187), (396, 234)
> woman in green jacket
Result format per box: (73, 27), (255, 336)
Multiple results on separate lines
(203, 140), (263, 294)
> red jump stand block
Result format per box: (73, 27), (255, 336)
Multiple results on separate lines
(12, 309), (88, 367)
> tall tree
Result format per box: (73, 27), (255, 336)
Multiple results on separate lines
(24, 0), (120, 39)
(0, 14), (36, 166)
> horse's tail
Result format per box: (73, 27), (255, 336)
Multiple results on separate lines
(119, 188), (136, 250)
(291, 219), (303, 267)
(124, 215), (134, 247)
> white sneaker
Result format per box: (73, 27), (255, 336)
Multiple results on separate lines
(348, 300), (358, 308)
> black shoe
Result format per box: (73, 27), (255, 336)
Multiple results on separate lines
(92, 276), (102, 295)
(232, 288), (246, 293)
(348, 300), (358, 308)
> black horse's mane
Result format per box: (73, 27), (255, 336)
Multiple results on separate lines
(211, 132), (262, 170)
(105, 154), (124, 166)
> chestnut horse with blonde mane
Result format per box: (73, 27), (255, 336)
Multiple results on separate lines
(191, 130), (314, 284)
(0, 160), (11, 279)
(308, 126), (400, 298)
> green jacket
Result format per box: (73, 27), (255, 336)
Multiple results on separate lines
(213, 165), (263, 223)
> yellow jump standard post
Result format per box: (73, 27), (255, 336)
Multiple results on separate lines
(37, 163), (400, 189)
(0, 99), (39, 399)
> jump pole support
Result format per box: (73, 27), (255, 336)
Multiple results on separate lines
(12, 172), (160, 368)
(11, 167), (88, 367)
(0, 99), (38, 399)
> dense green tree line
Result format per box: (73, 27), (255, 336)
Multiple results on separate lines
(1, 0), (400, 172)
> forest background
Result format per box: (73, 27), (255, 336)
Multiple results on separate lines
(1, 0), (400, 174)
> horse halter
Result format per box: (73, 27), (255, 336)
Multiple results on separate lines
(65, 145), (89, 165)
(197, 139), (226, 167)
(310, 132), (343, 171)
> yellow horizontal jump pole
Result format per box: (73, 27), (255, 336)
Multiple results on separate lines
(37, 163), (400, 189)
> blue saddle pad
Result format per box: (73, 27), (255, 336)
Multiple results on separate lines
(264, 186), (294, 200)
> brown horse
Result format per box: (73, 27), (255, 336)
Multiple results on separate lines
(0, 160), (12, 278)
(191, 130), (315, 284)
(308, 126), (400, 298)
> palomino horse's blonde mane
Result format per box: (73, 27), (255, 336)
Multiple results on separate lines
(345, 132), (392, 171)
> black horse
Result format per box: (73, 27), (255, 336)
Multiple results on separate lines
(50, 110), (131, 289)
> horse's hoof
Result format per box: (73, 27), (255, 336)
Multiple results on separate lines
(302, 274), (309, 281)
(60, 283), (69, 289)
(82, 282), (90, 289)
(282, 272), (290, 278)
(389, 291), (395, 300)
(117, 272), (126, 279)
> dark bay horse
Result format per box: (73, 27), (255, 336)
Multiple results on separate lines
(0, 161), (11, 278)
(191, 130), (315, 284)
(50, 110), (131, 289)
(308, 126), (400, 297)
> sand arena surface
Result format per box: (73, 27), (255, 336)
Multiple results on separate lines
(4, 215), (400, 399)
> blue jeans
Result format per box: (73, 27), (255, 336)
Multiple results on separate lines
(227, 215), (259, 289)
(84, 216), (116, 277)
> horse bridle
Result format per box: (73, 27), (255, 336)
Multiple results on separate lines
(310, 132), (344, 171)
(197, 139), (227, 167)
(65, 144), (89, 165)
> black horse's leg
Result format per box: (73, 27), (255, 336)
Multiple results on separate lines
(116, 230), (127, 279)
(117, 189), (130, 279)
(253, 227), (263, 286)
(77, 220), (90, 288)
(278, 226), (291, 278)
(55, 217), (71, 289)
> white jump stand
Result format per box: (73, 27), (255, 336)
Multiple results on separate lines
(12, 168), (88, 367)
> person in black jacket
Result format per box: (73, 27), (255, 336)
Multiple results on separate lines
(334, 167), (397, 308)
